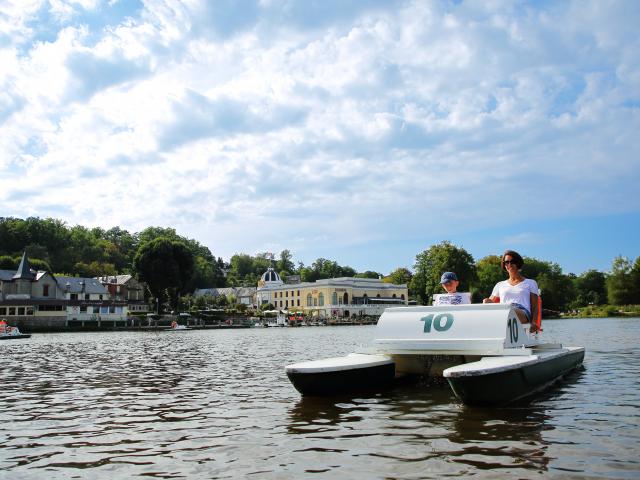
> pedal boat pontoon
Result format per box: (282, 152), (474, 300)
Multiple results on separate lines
(285, 304), (584, 405)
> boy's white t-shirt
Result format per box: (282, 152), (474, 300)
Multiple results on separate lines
(491, 279), (539, 312)
(433, 292), (471, 305)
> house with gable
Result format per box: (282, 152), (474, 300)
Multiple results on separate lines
(96, 275), (149, 314)
(0, 252), (130, 330)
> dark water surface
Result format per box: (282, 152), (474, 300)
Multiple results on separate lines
(1, 317), (639, 479)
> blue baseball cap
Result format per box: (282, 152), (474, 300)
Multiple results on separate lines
(440, 272), (458, 284)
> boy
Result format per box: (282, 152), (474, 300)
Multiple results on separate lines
(433, 272), (471, 305)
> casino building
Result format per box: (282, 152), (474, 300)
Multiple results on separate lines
(256, 267), (408, 319)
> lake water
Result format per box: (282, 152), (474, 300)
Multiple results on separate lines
(1, 317), (639, 479)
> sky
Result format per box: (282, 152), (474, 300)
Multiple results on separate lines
(1, 0), (639, 277)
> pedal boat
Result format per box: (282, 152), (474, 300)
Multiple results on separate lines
(285, 304), (584, 405)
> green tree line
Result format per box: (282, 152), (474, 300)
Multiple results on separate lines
(0, 217), (226, 309)
(2, 217), (638, 313)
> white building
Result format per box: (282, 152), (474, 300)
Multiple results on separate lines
(256, 267), (408, 318)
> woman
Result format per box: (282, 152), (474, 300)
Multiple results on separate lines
(483, 250), (539, 328)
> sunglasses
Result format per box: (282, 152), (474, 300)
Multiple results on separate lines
(503, 260), (516, 265)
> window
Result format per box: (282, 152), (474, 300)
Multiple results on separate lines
(297, 290), (300, 296)
(306, 294), (313, 306)
(26, 307), (34, 315)
(286, 300), (289, 307)
(17, 307), (25, 315)
(80, 306), (87, 312)
(8, 307), (15, 315)
(85, 294), (90, 300)
(318, 293), (324, 306)
(43, 285), (49, 297)
(0, 307), (6, 315)
(100, 306), (109, 314)
(39, 305), (64, 311)
(286, 291), (288, 297)
(297, 299), (300, 306)
(332, 292), (338, 305)
(70, 293), (78, 300)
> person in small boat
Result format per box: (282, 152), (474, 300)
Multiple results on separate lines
(171, 320), (178, 329)
(433, 272), (471, 305)
(483, 250), (539, 327)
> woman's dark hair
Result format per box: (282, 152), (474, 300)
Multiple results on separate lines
(501, 250), (524, 270)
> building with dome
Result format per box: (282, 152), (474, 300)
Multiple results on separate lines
(256, 267), (408, 319)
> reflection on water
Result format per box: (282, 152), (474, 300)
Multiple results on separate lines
(1, 319), (639, 479)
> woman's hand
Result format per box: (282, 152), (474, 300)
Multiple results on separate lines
(482, 297), (493, 304)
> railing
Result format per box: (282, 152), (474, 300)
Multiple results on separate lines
(67, 313), (129, 321)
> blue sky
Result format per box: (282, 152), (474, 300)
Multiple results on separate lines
(1, 0), (639, 276)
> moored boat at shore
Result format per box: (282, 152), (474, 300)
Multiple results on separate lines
(285, 304), (584, 405)
(165, 320), (191, 331)
(0, 320), (31, 340)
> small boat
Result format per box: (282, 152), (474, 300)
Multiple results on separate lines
(285, 304), (584, 405)
(165, 321), (191, 331)
(0, 321), (31, 340)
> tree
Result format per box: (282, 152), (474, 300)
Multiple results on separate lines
(632, 257), (640, 304)
(536, 270), (574, 313)
(607, 256), (636, 305)
(384, 267), (412, 285)
(103, 226), (138, 272)
(473, 255), (503, 300)
(276, 250), (295, 275)
(411, 241), (476, 305)
(573, 269), (607, 306)
(522, 258), (574, 312)
(356, 270), (382, 279)
(0, 255), (15, 269)
(74, 261), (117, 277)
(133, 238), (195, 311)
(227, 254), (257, 286)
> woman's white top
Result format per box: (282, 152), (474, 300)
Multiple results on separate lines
(491, 278), (539, 312)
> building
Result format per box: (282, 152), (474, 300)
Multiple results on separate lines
(0, 252), (129, 330)
(97, 275), (149, 314)
(256, 267), (408, 318)
(193, 286), (256, 306)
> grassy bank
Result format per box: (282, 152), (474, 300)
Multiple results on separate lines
(561, 304), (640, 318)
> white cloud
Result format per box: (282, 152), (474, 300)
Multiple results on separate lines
(0, 0), (638, 273)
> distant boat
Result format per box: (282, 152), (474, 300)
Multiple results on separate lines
(0, 321), (31, 340)
(165, 320), (191, 331)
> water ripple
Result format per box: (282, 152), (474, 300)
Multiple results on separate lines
(1, 320), (639, 479)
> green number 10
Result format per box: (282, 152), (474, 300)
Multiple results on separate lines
(420, 313), (454, 333)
